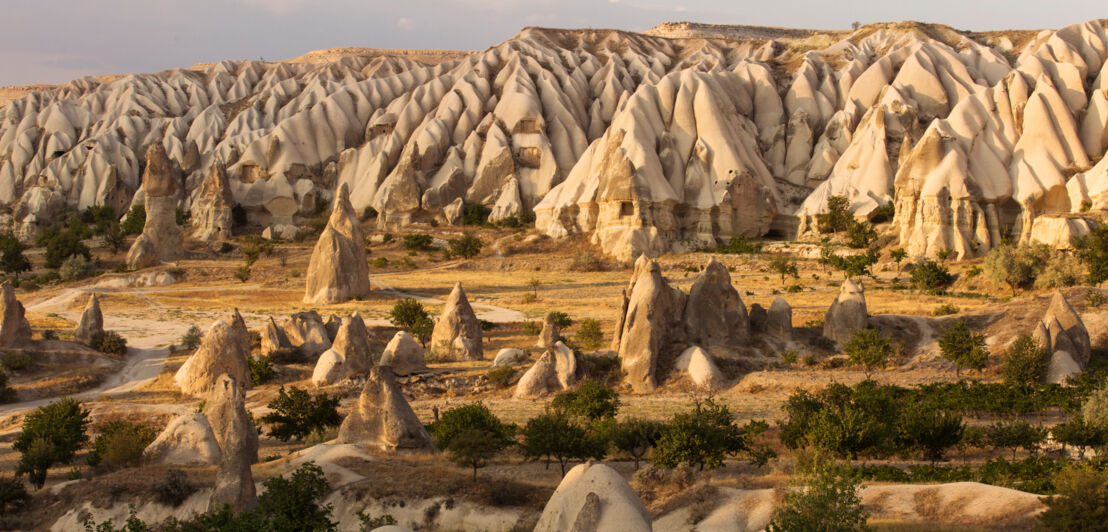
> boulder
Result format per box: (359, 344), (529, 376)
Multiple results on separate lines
(259, 317), (291, 357)
(378, 331), (426, 376)
(492, 348), (529, 367)
(1040, 292), (1091, 367)
(332, 314), (373, 373)
(748, 303), (768, 333)
(1046, 350), (1081, 384)
(282, 311), (332, 357)
(1029, 216), (1093, 250)
(124, 235), (159, 270)
(206, 375), (258, 512)
(824, 279), (868, 344)
(174, 318), (251, 397)
(126, 144), (183, 269)
(430, 283), (483, 361)
(190, 161), (234, 241)
(311, 349), (348, 386)
(684, 258), (750, 346)
(534, 461), (651, 532)
(303, 183), (371, 304)
(515, 342), (577, 398)
(538, 312), (559, 349)
(442, 198), (464, 226)
(73, 294), (104, 346)
(0, 281), (32, 347)
(673, 346), (724, 390)
(616, 257), (686, 392)
(144, 412), (221, 466)
(766, 297), (793, 342)
(338, 366), (434, 452)
(261, 226), (275, 240)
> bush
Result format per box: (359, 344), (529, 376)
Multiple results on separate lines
(846, 219), (877, 249)
(842, 328), (892, 377)
(428, 402), (516, 481)
(817, 195), (853, 234)
(769, 255), (799, 285)
(261, 386), (342, 441)
(0, 231), (30, 277)
(1081, 384), (1108, 429)
(447, 233), (482, 259)
(611, 418), (664, 468)
(1, 351), (34, 372)
(86, 421), (158, 470)
(767, 460), (868, 532)
(234, 264), (251, 282)
(121, 205), (146, 235)
(59, 254), (94, 281)
(897, 404), (964, 462)
(44, 231), (91, 269)
(938, 320), (989, 377)
(574, 319), (604, 351)
(180, 325), (202, 351)
(1040, 467), (1108, 529)
(551, 379), (621, 421)
(14, 397), (90, 488)
(520, 411), (607, 476)
(569, 252), (606, 271)
(153, 469), (196, 507)
(984, 243), (1044, 295)
(389, 297), (433, 341)
(1075, 223), (1108, 286)
(90, 331), (128, 355)
(218, 242), (234, 254)
(0, 474), (30, 514)
(402, 233), (434, 251)
(715, 235), (762, 254)
(911, 259), (953, 293)
(932, 303), (959, 316)
(548, 311), (572, 329)
(0, 369), (16, 404)
(653, 399), (746, 471)
(1035, 252), (1083, 289)
(249, 356), (276, 385)
(579, 354), (621, 383)
(1002, 334), (1049, 388)
(462, 204), (491, 226)
(487, 366), (515, 388)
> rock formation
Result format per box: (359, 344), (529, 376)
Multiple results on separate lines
(378, 331), (426, 375)
(430, 283), (483, 361)
(174, 317), (251, 397)
(281, 311), (332, 357)
(190, 161), (234, 241)
(206, 374), (258, 512)
(144, 412), (222, 466)
(311, 349), (348, 386)
(492, 348), (529, 367)
(538, 312), (559, 349)
(331, 314), (373, 373)
(534, 461), (651, 532)
(303, 183), (370, 304)
(684, 259), (750, 347)
(767, 297), (793, 342)
(515, 342), (578, 398)
(614, 257), (686, 392)
(824, 279), (869, 344)
(73, 294), (104, 346)
(323, 314), (342, 341)
(673, 346), (724, 389)
(126, 144), (183, 269)
(0, 281), (32, 347)
(1035, 291), (1092, 383)
(259, 316), (291, 357)
(338, 366), (434, 452)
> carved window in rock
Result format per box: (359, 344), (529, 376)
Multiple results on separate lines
(514, 118), (540, 134)
(516, 146), (542, 168)
(620, 201), (635, 217)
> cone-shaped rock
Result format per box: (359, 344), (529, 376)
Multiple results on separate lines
(126, 144), (182, 269)
(430, 283), (483, 361)
(206, 374), (258, 512)
(684, 258), (749, 346)
(616, 257), (686, 392)
(144, 412), (221, 466)
(311, 349), (348, 386)
(534, 461), (651, 532)
(538, 312), (559, 349)
(74, 294), (104, 346)
(515, 342), (577, 398)
(378, 331), (426, 375)
(767, 297), (793, 342)
(259, 316), (291, 357)
(0, 281), (32, 347)
(1041, 291), (1091, 367)
(174, 318), (251, 397)
(338, 366), (434, 452)
(332, 314), (372, 373)
(303, 183), (370, 304)
(282, 311), (331, 357)
(323, 314), (342, 342)
(190, 161), (234, 241)
(824, 279), (868, 344)
(673, 346), (724, 390)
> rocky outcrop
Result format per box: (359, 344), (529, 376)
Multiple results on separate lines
(331, 314), (372, 373)
(144, 412), (221, 466)
(323, 314), (341, 341)
(515, 342), (578, 398)
(126, 144), (182, 269)
(303, 183), (370, 304)
(1037, 292), (1092, 378)
(378, 331), (426, 376)
(766, 297), (793, 342)
(534, 461), (651, 532)
(0, 281), (32, 347)
(338, 366), (434, 452)
(430, 283), (483, 361)
(538, 313), (559, 349)
(190, 161), (235, 241)
(174, 317), (251, 397)
(493, 348), (529, 367)
(824, 280), (869, 344)
(259, 317), (291, 357)
(672, 346), (724, 390)
(615, 257), (686, 392)
(684, 259), (750, 347)
(311, 349), (348, 386)
(73, 294), (103, 346)
(282, 311), (331, 357)
(206, 375), (258, 512)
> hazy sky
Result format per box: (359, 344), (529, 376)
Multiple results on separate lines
(1, 0), (1103, 86)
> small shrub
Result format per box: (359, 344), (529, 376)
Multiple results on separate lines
(91, 331), (128, 355)
(0, 475), (30, 515)
(1087, 291), (1108, 308)
(261, 386), (342, 442)
(357, 512), (397, 531)
(817, 195), (853, 234)
(372, 257), (389, 268)
(1002, 334), (1050, 388)
(574, 319), (604, 351)
(579, 354), (621, 383)
(218, 242), (234, 254)
(932, 303), (959, 316)
(59, 254), (94, 281)
(462, 204), (491, 226)
(153, 469), (196, 508)
(180, 325), (203, 351)
(911, 259), (954, 293)
(549, 311), (572, 329)
(44, 231), (91, 269)
(86, 421), (158, 469)
(448, 233), (483, 259)
(487, 367), (515, 389)
(1, 352), (35, 372)
(521, 321), (542, 335)
(984, 243), (1045, 296)
(1035, 252), (1083, 289)
(249, 356), (276, 385)
(716, 234), (763, 254)
(234, 264), (251, 282)
(551, 379), (621, 421)
(767, 459), (868, 532)
(120, 205), (146, 235)
(0, 370), (15, 404)
(781, 349), (799, 365)
(402, 233), (434, 251)
(842, 329), (892, 377)
(569, 252), (605, 271)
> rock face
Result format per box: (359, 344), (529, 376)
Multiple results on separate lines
(206, 375), (258, 513)
(766, 297), (793, 342)
(378, 331), (426, 376)
(174, 318), (251, 397)
(1038, 291), (1092, 371)
(684, 259), (750, 347)
(73, 294), (104, 346)
(338, 366), (434, 452)
(615, 257), (687, 392)
(0, 281), (32, 347)
(515, 342), (578, 398)
(311, 349), (348, 386)
(493, 348), (529, 367)
(673, 346), (724, 389)
(259, 317), (291, 357)
(126, 144), (183, 269)
(331, 314), (373, 373)
(190, 161), (235, 241)
(534, 461), (651, 532)
(282, 311), (332, 357)
(538, 312), (559, 349)
(303, 183), (370, 304)
(144, 412), (222, 466)
(430, 283), (483, 361)
(824, 279), (868, 344)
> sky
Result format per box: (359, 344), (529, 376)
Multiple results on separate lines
(1, 0), (1103, 86)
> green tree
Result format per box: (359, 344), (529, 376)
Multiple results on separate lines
(938, 320), (989, 377)
(14, 397), (91, 488)
(818, 195), (853, 234)
(0, 369), (16, 403)
(846, 219), (877, 249)
(890, 248), (907, 273)
(428, 402), (515, 481)
(447, 233), (482, 259)
(0, 474), (30, 514)
(610, 417), (664, 469)
(260, 386), (342, 442)
(652, 399), (746, 471)
(574, 319), (604, 351)
(986, 419), (1047, 460)
(1040, 467), (1108, 531)
(120, 205), (146, 235)
(180, 325), (203, 351)
(0, 231), (30, 278)
(550, 379), (621, 421)
(842, 329), (891, 378)
(767, 459), (869, 532)
(44, 231), (91, 269)
(984, 243), (1043, 296)
(897, 404), (964, 463)
(1075, 223), (1108, 286)
(1001, 334), (1049, 388)
(1052, 417), (1108, 459)
(1082, 383), (1108, 429)
(388, 297), (434, 347)
(769, 255), (799, 286)
(101, 221), (127, 254)
(86, 421), (158, 470)
(911, 259), (953, 293)
(520, 411), (607, 476)
(253, 462), (336, 532)
(401, 234), (433, 251)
